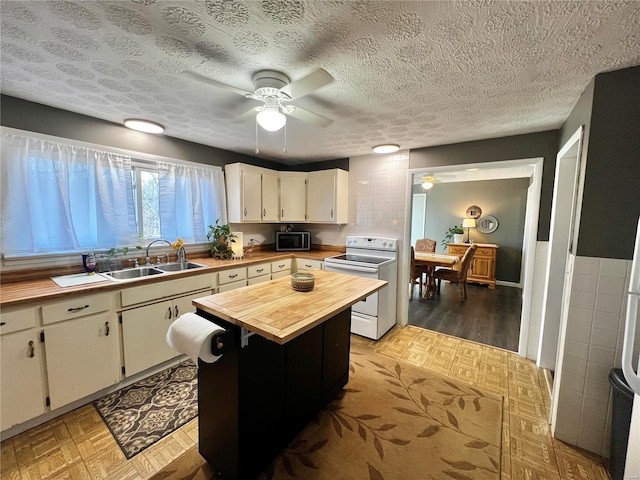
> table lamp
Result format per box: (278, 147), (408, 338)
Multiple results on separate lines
(231, 232), (244, 259)
(462, 219), (476, 243)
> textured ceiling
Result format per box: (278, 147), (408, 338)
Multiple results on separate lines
(1, 1), (639, 165)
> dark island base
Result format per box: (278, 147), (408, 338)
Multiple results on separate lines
(196, 308), (352, 480)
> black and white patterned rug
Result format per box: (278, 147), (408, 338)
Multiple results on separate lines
(93, 360), (197, 458)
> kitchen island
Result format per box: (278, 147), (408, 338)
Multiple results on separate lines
(193, 269), (387, 480)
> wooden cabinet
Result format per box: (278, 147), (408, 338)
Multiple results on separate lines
(225, 163), (279, 223)
(278, 172), (307, 222)
(306, 169), (349, 224)
(447, 243), (498, 289)
(0, 306), (45, 431)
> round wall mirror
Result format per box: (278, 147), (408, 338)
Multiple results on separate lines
(477, 215), (499, 234)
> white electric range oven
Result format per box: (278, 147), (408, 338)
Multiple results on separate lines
(324, 236), (398, 340)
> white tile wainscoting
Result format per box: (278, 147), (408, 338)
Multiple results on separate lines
(553, 255), (632, 457)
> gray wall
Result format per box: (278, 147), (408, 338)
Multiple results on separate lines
(571, 66), (640, 259)
(409, 130), (560, 241)
(418, 178), (529, 283)
(1, 95), (284, 171)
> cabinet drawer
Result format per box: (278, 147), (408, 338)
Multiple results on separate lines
(476, 248), (495, 257)
(218, 279), (247, 292)
(0, 306), (38, 334)
(295, 258), (323, 271)
(248, 275), (270, 286)
(448, 246), (468, 255)
(218, 267), (247, 285)
(271, 270), (291, 280)
(271, 259), (292, 273)
(121, 275), (213, 307)
(247, 263), (270, 278)
(42, 294), (112, 325)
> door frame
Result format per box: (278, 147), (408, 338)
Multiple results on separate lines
(401, 157), (544, 357)
(537, 126), (585, 369)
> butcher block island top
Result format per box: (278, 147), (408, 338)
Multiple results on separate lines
(193, 269), (386, 345)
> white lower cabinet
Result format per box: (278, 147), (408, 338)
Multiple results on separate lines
(44, 311), (120, 410)
(1, 329), (46, 431)
(218, 280), (247, 292)
(121, 290), (210, 377)
(271, 258), (292, 279)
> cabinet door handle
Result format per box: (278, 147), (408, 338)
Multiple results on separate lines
(68, 304), (89, 312)
(104, 321), (110, 336)
(244, 208), (247, 217)
(281, 209), (284, 218)
(174, 305), (179, 318)
(229, 273), (238, 279)
(28, 340), (35, 358)
(168, 307), (172, 319)
(263, 208), (266, 217)
(305, 264), (312, 268)
(330, 209), (334, 218)
(278, 264), (285, 268)
(256, 268), (264, 273)
(0, 322), (5, 326)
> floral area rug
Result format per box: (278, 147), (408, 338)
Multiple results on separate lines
(93, 360), (197, 459)
(151, 346), (503, 480)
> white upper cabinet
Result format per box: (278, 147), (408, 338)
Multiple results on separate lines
(226, 163), (348, 224)
(226, 163), (279, 223)
(307, 169), (349, 224)
(279, 172), (307, 222)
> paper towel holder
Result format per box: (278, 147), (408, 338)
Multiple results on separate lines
(211, 330), (235, 355)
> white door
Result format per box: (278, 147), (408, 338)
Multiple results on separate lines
(261, 172), (279, 222)
(1, 330), (45, 430)
(121, 300), (176, 377)
(242, 169), (262, 221)
(45, 313), (120, 409)
(279, 174), (307, 222)
(307, 171), (335, 222)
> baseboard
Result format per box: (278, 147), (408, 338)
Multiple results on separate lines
(496, 280), (521, 288)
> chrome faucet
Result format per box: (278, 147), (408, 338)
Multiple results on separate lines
(177, 246), (186, 263)
(145, 239), (172, 265)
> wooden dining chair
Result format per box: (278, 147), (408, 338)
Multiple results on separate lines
(415, 238), (437, 253)
(434, 244), (478, 300)
(410, 246), (425, 299)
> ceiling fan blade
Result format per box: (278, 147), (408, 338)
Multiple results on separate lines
(184, 70), (253, 97)
(279, 68), (333, 100)
(286, 106), (332, 128)
(233, 105), (262, 123)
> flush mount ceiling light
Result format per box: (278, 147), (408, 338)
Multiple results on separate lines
(123, 119), (165, 134)
(421, 175), (439, 190)
(372, 144), (400, 154)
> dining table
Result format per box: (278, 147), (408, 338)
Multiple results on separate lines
(414, 252), (459, 299)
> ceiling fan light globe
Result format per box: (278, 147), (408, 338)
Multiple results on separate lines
(256, 109), (286, 131)
(422, 181), (434, 190)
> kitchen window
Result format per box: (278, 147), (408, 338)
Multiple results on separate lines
(1, 129), (226, 261)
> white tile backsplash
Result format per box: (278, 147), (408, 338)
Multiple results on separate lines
(594, 293), (623, 315)
(599, 258), (628, 278)
(596, 275), (626, 295)
(573, 256), (600, 275)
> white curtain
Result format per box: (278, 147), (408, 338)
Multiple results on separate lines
(1, 133), (137, 255)
(158, 162), (226, 243)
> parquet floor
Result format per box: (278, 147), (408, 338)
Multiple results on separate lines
(1, 326), (610, 480)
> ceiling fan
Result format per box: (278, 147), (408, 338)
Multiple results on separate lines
(186, 68), (334, 131)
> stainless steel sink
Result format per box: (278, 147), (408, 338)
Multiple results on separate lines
(156, 261), (205, 272)
(103, 267), (165, 281)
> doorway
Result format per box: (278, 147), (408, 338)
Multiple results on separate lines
(401, 158), (544, 357)
(537, 126), (584, 371)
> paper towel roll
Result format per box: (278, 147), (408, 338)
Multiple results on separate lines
(166, 312), (225, 364)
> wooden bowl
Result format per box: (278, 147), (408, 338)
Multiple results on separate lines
(290, 272), (315, 292)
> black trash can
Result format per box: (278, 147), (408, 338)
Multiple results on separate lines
(609, 368), (634, 480)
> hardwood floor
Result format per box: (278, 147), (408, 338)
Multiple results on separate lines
(1, 328), (609, 480)
(408, 280), (522, 352)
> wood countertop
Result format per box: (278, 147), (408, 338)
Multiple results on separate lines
(193, 269), (386, 345)
(0, 249), (344, 308)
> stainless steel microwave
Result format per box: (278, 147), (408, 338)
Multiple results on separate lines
(276, 231), (311, 251)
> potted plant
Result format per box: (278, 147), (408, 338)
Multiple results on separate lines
(442, 225), (465, 247)
(207, 220), (237, 259)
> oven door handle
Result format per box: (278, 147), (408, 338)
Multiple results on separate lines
(326, 264), (379, 274)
